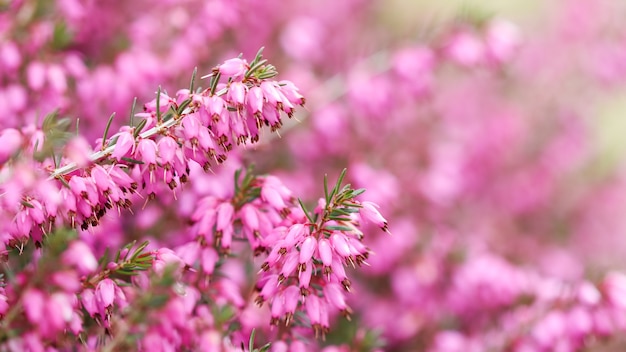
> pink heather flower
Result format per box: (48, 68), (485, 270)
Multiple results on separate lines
(299, 236), (317, 265)
(11, 210), (32, 241)
(90, 165), (112, 192)
(359, 201), (389, 233)
(228, 81), (247, 106)
(270, 341), (288, 352)
(95, 278), (117, 309)
(247, 86), (264, 115)
(204, 95), (226, 120)
(240, 204), (260, 231)
(23, 289), (45, 324)
(0, 41), (21, 70)
(218, 58), (247, 78)
(144, 94), (173, 113)
(175, 241), (201, 267)
(153, 248), (184, 273)
(4, 84), (27, 113)
(111, 130), (136, 160)
(62, 240), (98, 274)
(181, 114), (201, 141)
(26, 199), (45, 225)
(271, 297), (285, 325)
(194, 210), (217, 242)
(261, 184), (287, 211)
(331, 259), (350, 291)
(282, 285), (300, 325)
(201, 247), (219, 275)
(278, 80), (305, 106)
(279, 252), (299, 282)
(603, 272), (626, 309)
(318, 238), (333, 271)
(26, 61), (46, 90)
(330, 233), (352, 258)
(216, 202), (234, 231)
(280, 17), (324, 61)
(262, 104), (282, 130)
(567, 307), (593, 338)
(260, 81), (283, 107)
(0, 128), (23, 164)
(197, 126), (218, 153)
(324, 283), (351, 315)
(0, 291), (8, 316)
(157, 136), (178, 165)
(137, 138), (158, 165)
(298, 263), (313, 290)
(257, 274), (280, 304)
(578, 282), (601, 305)
(392, 46), (435, 81)
(47, 64), (67, 92)
(531, 311), (567, 348)
(285, 224), (307, 246)
(445, 31), (485, 67)
(108, 165), (137, 191)
(46, 292), (74, 330)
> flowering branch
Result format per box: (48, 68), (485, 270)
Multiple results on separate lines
(0, 48), (304, 248)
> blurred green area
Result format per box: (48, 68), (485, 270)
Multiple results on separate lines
(595, 89), (626, 174)
(379, 1), (626, 175)
(377, 0), (546, 32)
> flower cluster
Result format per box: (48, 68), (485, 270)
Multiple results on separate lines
(255, 170), (386, 338)
(0, 50), (304, 251)
(171, 167), (388, 339)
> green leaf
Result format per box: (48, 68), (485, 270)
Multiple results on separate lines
(130, 241), (150, 260)
(323, 174), (330, 204)
(20, 201), (34, 208)
(120, 157), (144, 165)
(99, 247), (110, 267)
(245, 59), (268, 79)
(328, 216), (352, 222)
(102, 113), (116, 149)
(350, 188), (366, 197)
(298, 198), (315, 224)
(250, 47), (265, 67)
(249, 329), (256, 352)
(156, 86), (162, 122)
(55, 176), (71, 188)
(129, 97), (138, 125)
(324, 225), (354, 232)
(234, 168), (242, 193)
(189, 66), (198, 92)
(210, 72), (221, 95)
(52, 21), (73, 50)
(115, 269), (139, 276)
(147, 294), (169, 308)
(176, 98), (192, 116)
(256, 71), (277, 80)
(258, 343), (272, 352)
(133, 118), (147, 138)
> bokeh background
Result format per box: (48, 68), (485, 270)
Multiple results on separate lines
(4, 0), (626, 350)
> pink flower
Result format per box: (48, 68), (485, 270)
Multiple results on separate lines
(111, 130), (136, 160)
(218, 58), (248, 78)
(299, 236), (317, 265)
(137, 138), (158, 165)
(96, 278), (116, 309)
(62, 240), (98, 274)
(23, 289), (45, 324)
(359, 201), (389, 233)
(0, 128), (22, 164)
